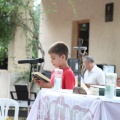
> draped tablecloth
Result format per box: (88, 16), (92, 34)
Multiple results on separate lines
(27, 88), (120, 120)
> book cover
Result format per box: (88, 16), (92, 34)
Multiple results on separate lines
(32, 72), (50, 83)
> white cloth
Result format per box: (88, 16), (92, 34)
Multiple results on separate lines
(27, 89), (101, 120)
(83, 65), (105, 85)
(27, 89), (120, 120)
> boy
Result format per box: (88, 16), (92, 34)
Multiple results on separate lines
(34, 41), (75, 89)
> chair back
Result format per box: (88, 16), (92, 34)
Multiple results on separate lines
(0, 98), (19, 120)
(15, 84), (28, 100)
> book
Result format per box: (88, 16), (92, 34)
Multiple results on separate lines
(32, 72), (50, 83)
(75, 75), (89, 92)
(90, 85), (120, 97)
(81, 80), (89, 92)
(90, 85), (105, 96)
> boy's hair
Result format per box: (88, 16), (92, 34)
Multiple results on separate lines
(48, 41), (69, 59)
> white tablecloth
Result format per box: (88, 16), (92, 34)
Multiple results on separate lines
(27, 89), (120, 120)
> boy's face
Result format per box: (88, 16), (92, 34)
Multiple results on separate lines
(49, 53), (65, 68)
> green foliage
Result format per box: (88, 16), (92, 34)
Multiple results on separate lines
(68, 0), (77, 15)
(0, 0), (44, 67)
(31, 4), (41, 58)
(15, 70), (30, 83)
(0, 46), (8, 64)
(0, 0), (15, 41)
(0, 0), (15, 63)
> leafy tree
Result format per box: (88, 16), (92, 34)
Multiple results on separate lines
(0, 0), (44, 66)
(0, 0), (15, 64)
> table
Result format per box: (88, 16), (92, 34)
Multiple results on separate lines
(27, 88), (120, 120)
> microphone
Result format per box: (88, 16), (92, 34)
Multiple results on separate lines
(18, 58), (44, 64)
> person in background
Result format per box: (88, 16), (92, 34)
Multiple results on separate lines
(117, 77), (120, 87)
(83, 55), (105, 88)
(33, 41), (75, 89)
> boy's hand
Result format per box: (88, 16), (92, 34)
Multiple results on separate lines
(33, 76), (52, 88)
(34, 79), (47, 88)
(32, 76), (46, 87)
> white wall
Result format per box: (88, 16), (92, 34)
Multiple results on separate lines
(40, 0), (120, 76)
(0, 70), (10, 98)
(8, 27), (30, 72)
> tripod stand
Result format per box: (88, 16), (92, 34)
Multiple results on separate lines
(18, 58), (44, 115)
(27, 63), (33, 114)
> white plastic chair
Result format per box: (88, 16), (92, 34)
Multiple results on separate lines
(0, 98), (19, 120)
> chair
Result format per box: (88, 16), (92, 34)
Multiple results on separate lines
(10, 85), (36, 117)
(0, 98), (19, 120)
(10, 84), (36, 101)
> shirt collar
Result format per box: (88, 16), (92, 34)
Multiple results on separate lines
(90, 64), (97, 72)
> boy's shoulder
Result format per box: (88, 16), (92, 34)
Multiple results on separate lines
(63, 66), (71, 71)
(63, 67), (74, 74)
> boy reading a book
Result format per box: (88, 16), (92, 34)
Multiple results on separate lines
(33, 41), (75, 89)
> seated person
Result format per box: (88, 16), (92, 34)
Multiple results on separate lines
(117, 77), (120, 87)
(33, 41), (75, 89)
(83, 55), (105, 88)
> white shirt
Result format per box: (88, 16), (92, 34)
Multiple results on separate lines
(83, 65), (105, 85)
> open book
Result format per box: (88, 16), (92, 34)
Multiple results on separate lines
(32, 72), (50, 83)
(75, 75), (89, 92)
(81, 80), (89, 92)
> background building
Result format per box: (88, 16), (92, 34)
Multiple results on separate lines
(40, 0), (120, 76)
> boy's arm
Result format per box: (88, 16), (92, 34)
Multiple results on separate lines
(33, 78), (52, 88)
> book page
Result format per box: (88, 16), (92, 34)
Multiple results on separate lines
(81, 80), (89, 91)
(75, 75), (89, 91)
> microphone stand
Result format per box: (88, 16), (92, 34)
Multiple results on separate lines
(28, 63), (33, 115)
(17, 58), (44, 115)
